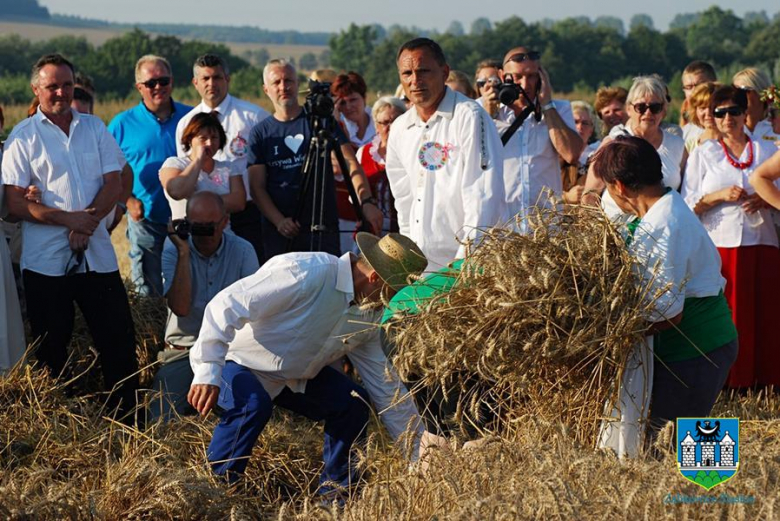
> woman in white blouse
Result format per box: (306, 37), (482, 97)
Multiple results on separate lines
(583, 75), (687, 218)
(160, 112), (246, 221)
(682, 85), (780, 389)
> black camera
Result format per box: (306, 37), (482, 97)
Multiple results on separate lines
(305, 80), (334, 118)
(171, 218), (216, 240)
(497, 75), (526, 106)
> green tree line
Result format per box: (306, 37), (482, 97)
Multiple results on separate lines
(0, 29), (264, 104)
(329, 6), (780, 97)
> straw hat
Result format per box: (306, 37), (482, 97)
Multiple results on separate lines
(355, 232), (428, 291)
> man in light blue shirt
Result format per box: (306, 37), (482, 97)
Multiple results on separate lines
(108, 54), (191, 296)
(150, 191), (259, 421)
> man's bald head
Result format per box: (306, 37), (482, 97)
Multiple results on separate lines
(503, 47), (533, 66)
(186, 191), (226, 223)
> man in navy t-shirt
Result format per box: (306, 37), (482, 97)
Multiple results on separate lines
(247, 60), (383, 262)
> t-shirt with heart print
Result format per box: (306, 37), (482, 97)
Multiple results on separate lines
(247, 110), (348, 259)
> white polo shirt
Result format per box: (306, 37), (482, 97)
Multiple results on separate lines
(386, 87), (506, 270)
(1, 108), (121, 275)
(682, 138), (779, 248)
(175, 94), (270, 200)
(498, 99), (577, 218)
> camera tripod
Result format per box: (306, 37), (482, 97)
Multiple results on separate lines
(289, 109), (370, 253)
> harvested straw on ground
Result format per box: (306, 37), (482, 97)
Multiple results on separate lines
(388, 206), (662, 443)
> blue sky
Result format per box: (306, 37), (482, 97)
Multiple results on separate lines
(40, 0), (779, 32)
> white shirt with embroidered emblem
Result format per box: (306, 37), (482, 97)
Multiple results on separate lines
(1, 108), (121, 276)
(175, 94), (270, 200)
(386, 87), (506, 270)
(497, 99), (577, 218)
(341, 107), (376, 148)
(681, 138), (780, 248)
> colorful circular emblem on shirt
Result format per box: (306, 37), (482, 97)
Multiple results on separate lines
(230, 135), (248, 158)
(418, 141), (450, 171)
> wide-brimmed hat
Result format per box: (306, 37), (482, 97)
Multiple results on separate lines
(355, 232), (428, 291)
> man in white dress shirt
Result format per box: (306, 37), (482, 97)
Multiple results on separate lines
(386, 38), (506, 271)
(187, 232), (427, 490)
(176, 54), (270, 261)
(497, 47), (582, 221)
(1, 54), (138, 415)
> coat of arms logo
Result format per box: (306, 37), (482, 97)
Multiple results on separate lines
(677, 417), (739, 490)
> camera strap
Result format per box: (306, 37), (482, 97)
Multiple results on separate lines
(500, 105), (535, 147)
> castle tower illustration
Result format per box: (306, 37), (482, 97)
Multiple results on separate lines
(681, 432), (696, 468)
(701, 441), (716, 467)
(720, 431), (735, 467)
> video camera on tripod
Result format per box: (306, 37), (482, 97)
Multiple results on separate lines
(289, 80), (371, 252)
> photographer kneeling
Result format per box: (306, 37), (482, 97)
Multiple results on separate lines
(149, 191), (259, 422)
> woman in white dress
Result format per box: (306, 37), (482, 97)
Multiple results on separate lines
(1, 147), (26, 373)
(159, 112), (245, 221)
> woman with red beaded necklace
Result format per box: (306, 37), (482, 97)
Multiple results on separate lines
(681, 85), (780, 389)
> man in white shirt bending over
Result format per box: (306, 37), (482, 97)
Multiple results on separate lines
(386, 38), (506, 271)
(187, 232), (427, 493)
(176, 54), (270, 261)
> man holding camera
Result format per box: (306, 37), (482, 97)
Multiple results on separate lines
(386, 38), (506, 270)
(497, 47), (582, 220)
(247, 59), (382, 262)
(151, 191), (259, 422)
(175, 54), (270, 263)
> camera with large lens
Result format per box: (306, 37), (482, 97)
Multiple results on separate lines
(171, 218), (216, 240)
(305, 80), (334, 118)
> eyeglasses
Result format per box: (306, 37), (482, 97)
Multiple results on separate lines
(632, 102), (664, 115)
(713, 106), (745, 118)
(503, 51), (541, 65)
(139, 76), (172, 89)
(476, 77), (501, 89)
(375, 118), (396, 126)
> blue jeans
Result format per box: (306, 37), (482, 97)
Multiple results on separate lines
(126, 218), (167, 296)
(148, 356), (195, 422)
(208, 362), (369, 491)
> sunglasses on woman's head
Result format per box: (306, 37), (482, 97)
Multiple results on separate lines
(632, 102), (664, 115)
(503, 51), (541, 65)
(713, 106), (745, 118)
(140, 76), (171, 89)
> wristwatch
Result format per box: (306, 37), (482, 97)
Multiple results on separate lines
(361, 196), (379, 208)
(116, 201), (127, 212)
(541, 101), (556, 112)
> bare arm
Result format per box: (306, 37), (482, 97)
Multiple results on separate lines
(160, 159), (202, 201)
(87, 172), (122, 220)
(248, 163), (299, 238)
(4, 185), (100, 234)
(750, 150), (780, 209)
(119, 163), (134, 205)
(222, 175), (247, 214)
(545, 108), (584, 164)
(340, 143), (383, 234)
(166, 231), (192, 317)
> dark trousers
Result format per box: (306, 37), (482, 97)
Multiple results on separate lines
(23, 269), (139, 414)
(649, 338), (739, 434)
(230, 202), (264, 264)
(208, 362), (369, 492)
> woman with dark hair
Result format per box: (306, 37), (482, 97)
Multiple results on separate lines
(593, 136), (737, 448)
(331, 72), (375, 148)
(159, 112), (246, 221)
(681, 85), (780, 389)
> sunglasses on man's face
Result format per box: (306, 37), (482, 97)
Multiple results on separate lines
(476, 77), (501, 89)
(713, 106), (745, 118)
(139, 76), (171, 89)
(504, 51), (541, 65)
(633, 102), (664, 115)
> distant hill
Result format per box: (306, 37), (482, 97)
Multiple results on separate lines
(48, 14), (331, 46)
(0, 0), (50, 19)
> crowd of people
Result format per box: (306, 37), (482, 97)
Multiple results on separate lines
(2, 35), (780, 497)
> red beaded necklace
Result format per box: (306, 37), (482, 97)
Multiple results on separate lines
(719, 136), (754, 170)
